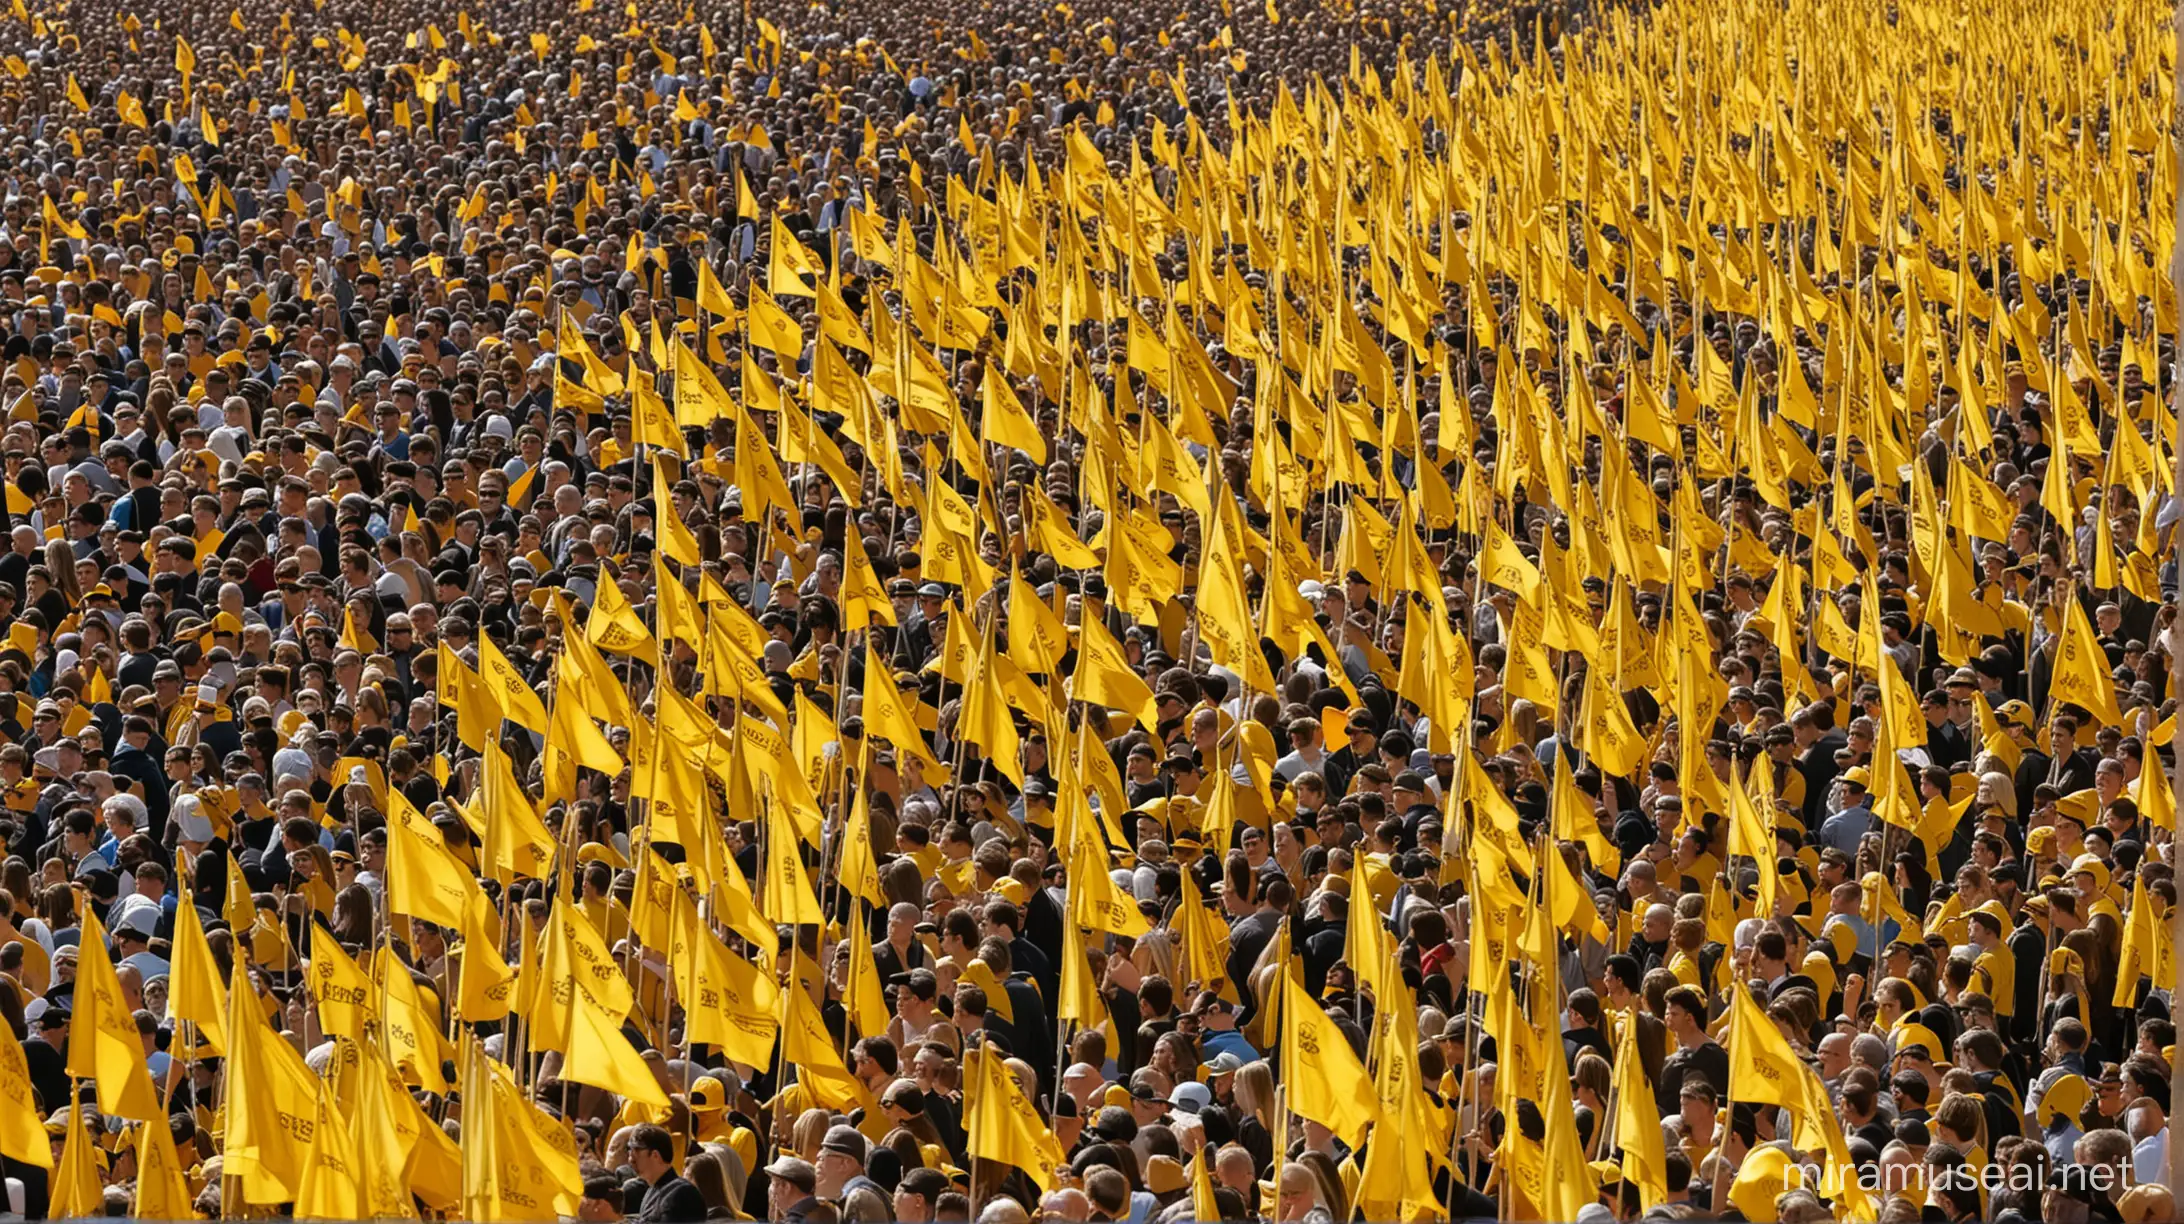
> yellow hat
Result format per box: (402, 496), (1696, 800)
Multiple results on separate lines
(2027, 827), (2057, 858)
(1892, 1022), (1946, 1058)
(688, 1075), (728, 1114)
(1728, 1145), (1803, 1223)
(1824, 921), (1859, 962)
(2056, 789), (2100, 826)
(2038, 1074), (2090, 1129)
(1801, 950), (1838, 1002)
(277, 709), (309, 740)
(991, 877), (1028, 905)
(2051, 947), (2085, 978)
(961, 958), (1013, 1023)
(2069, 854), (2110, 895)
(1144, 1156), (1186, 1195)
(728, 1125), (757, 1175)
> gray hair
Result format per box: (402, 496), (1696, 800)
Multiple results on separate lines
(101, 793), (148, 831)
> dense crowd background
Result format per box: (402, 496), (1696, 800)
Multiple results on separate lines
(0, 0), (2173, 1219)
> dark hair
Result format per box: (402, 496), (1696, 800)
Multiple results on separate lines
(630, 1124), (673, 1161)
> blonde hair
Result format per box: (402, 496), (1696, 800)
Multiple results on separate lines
(1235, 1060), (1278, 1135)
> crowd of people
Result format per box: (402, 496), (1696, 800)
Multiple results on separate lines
(0, 0), (2173, 1216)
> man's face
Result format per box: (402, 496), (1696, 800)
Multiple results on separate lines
(892, 1190), (930, 1222)
(815, 1150), (858, 1192)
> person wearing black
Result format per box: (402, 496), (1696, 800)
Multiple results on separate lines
(628, 1124), (706, 1223)
(23, 1009), (68, 1119)
(1797, 701), (1849, 828)
(1224, 876), (1287, 1012)
(1562, 989), (1613, 1067)
(1654, 987), (1729, 1116)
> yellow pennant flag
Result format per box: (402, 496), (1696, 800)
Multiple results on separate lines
(304, 924), (376, 1040)
(67, 905), (160, 1121)
(965, 1042), (1067, 1192)
(476, 630), (550, 733)
(0, 1019), (50, 1168)
(1278, 963), (1381, 1145)
(168, 867), (229, 1054)
(2050, 591), (2124, 728)
(1071, 616), (1159, 730)
(385, 791), (476, 929)
(2114, 872), (2158, 1007)
(224, 958), (323, 1203)
(761, 800), (824, 925)
(133, 1115), (195, 1219)
(543, 688), (625, 801)
(1615, 1011), (1668, 1209)
(669, 887), (778, 1069)
(293, 1087), (364, 1221)
(376, 948), (455, 1093)
(50, 1094), (100, 1218)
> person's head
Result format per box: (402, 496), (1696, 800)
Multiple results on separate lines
(765, 1156), (818, 1212)
(815, 1124), (868, 1195)
(894, 1167), (949, 1222)
(628, 1124), (674, 1181)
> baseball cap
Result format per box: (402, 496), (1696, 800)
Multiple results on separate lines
(688, 1075), (727, 1113)
(1168, 1081), (1212, 1113)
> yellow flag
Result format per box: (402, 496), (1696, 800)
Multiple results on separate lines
(376, 948), (454, 1093)
(293, 1088), (364, 1221)
(1071, 616), (1158, 730)
(562, 977), (668, 1106)
(543, 689), (625, 801)
(2115, 872), (2157, 1006)
(456, 887), (516, 1024)
(979, 368), (1048, 462)
(339, 604), (378, 654)
(2051, 591), (2124, 727)
(476, 630), (550, 732)
(168, 867), (229, 1054)
(1279, 963), (1380, 1145)
(0, 1019), (50, 1167)
(669, 888), (778, 1068)
(1615, 1010), (1668, 1208)
(133, 1115), (194, 1219)
(839, 527), (897, 631)
(1190, 1150), (1221, 1222)
(518, 898), (634, 1052)
(67, 905), (160, 1121)
(50, 1094), (100, 1218)
(650, 457), (703, 564)
(779, 964), (883, 1119)
(386, 791), (476, 929)
(460, 1037), (583, 1221)
(305, 926), (376, 1040)
(767, 213), (822, 296)
(225, 958), (322, 1203)
(965, 1043), (1067, 1192)
(761, 800), (824, 925)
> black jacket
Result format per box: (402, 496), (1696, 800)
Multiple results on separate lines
(637, 1174), (708, 1223)
(1226, 909), (1282, 1011)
